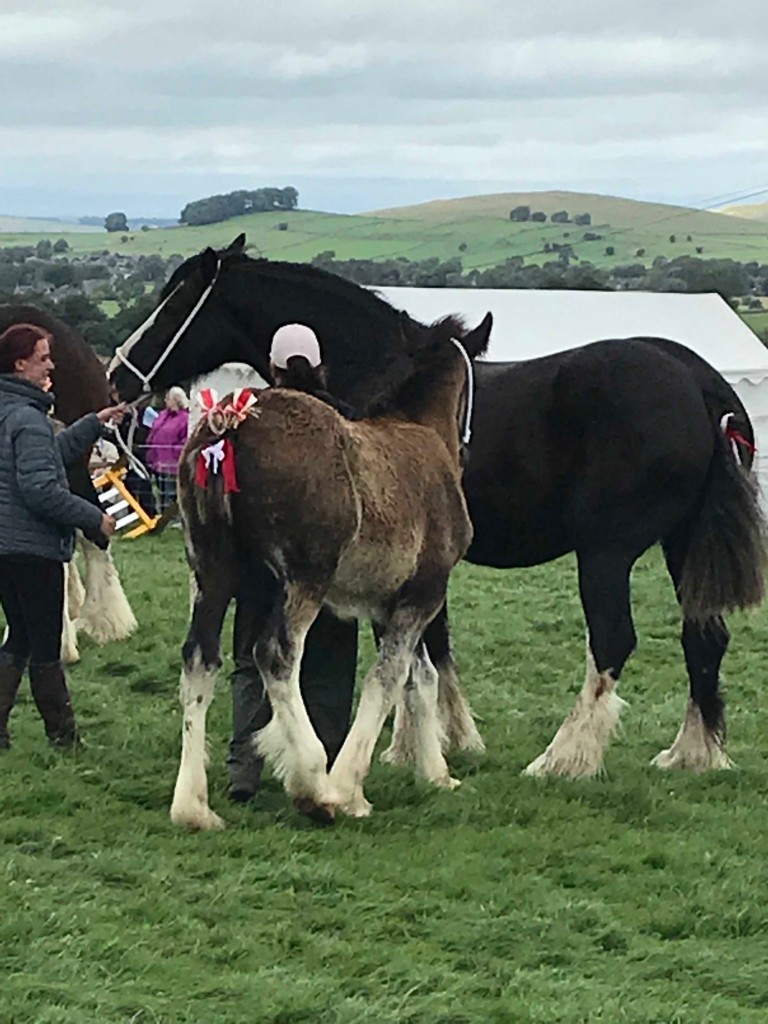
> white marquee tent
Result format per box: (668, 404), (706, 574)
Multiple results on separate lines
(376, 287), (768, 494)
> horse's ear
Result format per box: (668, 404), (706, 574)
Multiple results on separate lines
(227, 233), (246, 253)
(200, 247), (219, 281)
(462, 312), (492, 359)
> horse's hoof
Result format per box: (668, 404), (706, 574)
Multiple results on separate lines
(293, 796), (336, 826)
(435, 775), (461, 790)
(340, 794), (373, 818)
(170, 804), (226, 831)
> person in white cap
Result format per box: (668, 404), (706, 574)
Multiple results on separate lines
(269, 323), (358, 419)
(226, 322), (358, 803)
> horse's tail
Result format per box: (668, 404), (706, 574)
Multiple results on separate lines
(178, 429), (234, 528)
(678, 400), (767, 622)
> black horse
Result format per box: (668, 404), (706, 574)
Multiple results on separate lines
(109, 235), (765, 778)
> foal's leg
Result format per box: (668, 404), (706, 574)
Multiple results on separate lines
(408, 642), (461, 789)
(426, 602), (485, 754)
(329, 599), (439, 816)
(382, 603), (484, 765)
(653, 542), (733, 771)
(170, 572), (234, 831)
(525, 552), (634, 778)
(77, 537), (138, 644)
(253, 585), (330, 806)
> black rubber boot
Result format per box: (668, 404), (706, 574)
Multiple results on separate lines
(0, 652), (26, 750)
(29, 661), (80, 748)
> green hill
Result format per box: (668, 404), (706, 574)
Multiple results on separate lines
(718, 201), (768, 224)
(0, 214), (99, 234)
(2, 190), (768, 269)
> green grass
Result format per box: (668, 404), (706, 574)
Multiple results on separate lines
(3, 190), (768, 270)
(2, 535), (768, 1022)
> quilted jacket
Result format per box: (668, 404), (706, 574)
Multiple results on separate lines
(0, 375), (104, 561)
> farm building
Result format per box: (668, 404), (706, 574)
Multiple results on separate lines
(376, 287), (768, 495)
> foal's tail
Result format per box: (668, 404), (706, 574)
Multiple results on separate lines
(678, 401), (767, 622)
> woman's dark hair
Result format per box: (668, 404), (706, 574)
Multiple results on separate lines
(274, 355), (329, 392)
(0, 323), (51, 374)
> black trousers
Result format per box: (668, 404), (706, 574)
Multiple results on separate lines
(227, 560), (358, 790)
(0, 555), (64, 665)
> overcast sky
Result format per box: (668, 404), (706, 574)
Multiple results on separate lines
(2, 0), (768, 220)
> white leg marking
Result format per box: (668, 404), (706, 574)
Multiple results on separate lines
(67, 554), (86, 621)
(255, 624), (330, 804)
(170, 653), (224, 830)
(652, 700), (734, 772)
(380, 687), (417, 766)
(329, 641), (413, 816)
(77, 538), (137, 644)
(410, 647), (460, 790)
(524, 648), (628, 779)
(61, 563), (80, 665)
(436, 658), (485, 754)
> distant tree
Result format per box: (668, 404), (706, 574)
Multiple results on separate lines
(696, 246), (704, 254)
(531, 211), (547, 222)
(551, 210), (570, 224)
(669, 234), (676, 243)
(686, 235), (693, 242)
(35, 239), (53, 259)
(574, 213), (592, 226)
(105, 212), (129, 233)
(141, 224), (151, 232)
(277, 222), (289, 231)
(605, 245), (615, 256)
(635, 248), (646, 257)
(53, 238), (70, 253)
(509, 206), (531, 222)
(458, 242), (468, 252)
(582, 232), (602, 242)
(42, 263), (75, 288)
(179, 186), (299, 226)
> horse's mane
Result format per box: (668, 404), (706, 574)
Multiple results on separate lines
(161, 245), (484, 420)
(164, 250), (401, 328)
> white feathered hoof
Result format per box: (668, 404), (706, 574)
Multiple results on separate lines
(523, 688), (627, 779)
(170, 799), (226, 832)
(652, 702), (734, 772)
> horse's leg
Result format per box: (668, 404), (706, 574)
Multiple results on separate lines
(170, 572), (234, 831)
(525, 552), (634, 778)
(77, 537), (137, 644)
(381, 603), (484, 765)
(328, 590), (441, 816)
(426, 602), (485, 754)
(408, 641), (461, 789)
(652, 542), (733, 771)
(253, 584), (330, 807)
(61, 562), (81, 665)
(67, 548), (85, 621)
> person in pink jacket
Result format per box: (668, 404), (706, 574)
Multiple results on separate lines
(145, 386), (189, 512)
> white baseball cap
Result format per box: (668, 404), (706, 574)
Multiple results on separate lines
(270, 323), (322, 369)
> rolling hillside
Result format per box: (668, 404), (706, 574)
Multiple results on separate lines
(2, 191), (768, 269)
(0, 214), (99, 233)
(718, 202), (768, 224)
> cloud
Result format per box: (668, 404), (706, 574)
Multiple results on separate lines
(1, 0), (767, 216)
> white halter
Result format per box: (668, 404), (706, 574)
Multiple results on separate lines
(450, 337), (475, 446)
(109, 259), (222, 395)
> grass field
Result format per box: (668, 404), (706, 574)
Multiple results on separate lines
(3, 533), (768, 1023)
(3, 191), (768, 270)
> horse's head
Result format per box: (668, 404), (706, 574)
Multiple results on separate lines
(108, 234), (259, 402)
(368, 310), (492, 465)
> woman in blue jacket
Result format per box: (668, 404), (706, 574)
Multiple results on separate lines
(0, 323), (125, 748)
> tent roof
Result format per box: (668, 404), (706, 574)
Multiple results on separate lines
(374, 287), (768, 383)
